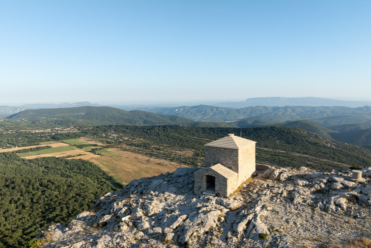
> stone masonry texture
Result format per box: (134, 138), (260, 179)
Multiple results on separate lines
(195, 142), (256, 197)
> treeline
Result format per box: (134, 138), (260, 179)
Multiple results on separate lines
(14, 146), (52, 154)
(0, 131), (82, 148)
(0, 153), (121, 248)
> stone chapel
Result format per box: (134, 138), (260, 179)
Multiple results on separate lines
(194, 134), (256, 197)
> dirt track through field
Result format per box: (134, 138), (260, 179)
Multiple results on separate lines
(0, 142), (69, 153)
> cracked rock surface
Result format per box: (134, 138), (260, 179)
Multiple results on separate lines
(37, 166), (371, 248)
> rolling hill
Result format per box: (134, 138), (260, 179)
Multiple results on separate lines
(148, 105), (371, 122)
(6, 106), (235, 128)
(274, 120), (337, 139)
(82, 125), (371, 171)
(215, 97), (371, 108)
(312, 114), (371, 127)
(233, 119), (279, 128)
(330, 123), (371, 132)
(331, 128), (371, 150)
(0, 102), (98, 117)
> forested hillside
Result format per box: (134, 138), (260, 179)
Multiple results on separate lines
(148, 105), (371, 122)
(274, 120), (337, 139)
(6, 107), (235, 128)
(0, 153), (120, 248)
(331, 128), (371, 150)
(0, 131), (81, 148)
(80, 125), (371, 171)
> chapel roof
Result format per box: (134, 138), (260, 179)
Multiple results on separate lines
(204, 134), (256, 149)
(209, 163), (238, 179)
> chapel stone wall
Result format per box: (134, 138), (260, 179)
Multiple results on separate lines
(204, 146), (239, 173)
(237, 144), (256, 184)
(194, 169), (230, 197)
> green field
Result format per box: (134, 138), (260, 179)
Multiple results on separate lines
(96, 149), (121, 157)
(82, 146), (94, 152)
(62, 138), (88, 146)
(17, 146), (76, 157)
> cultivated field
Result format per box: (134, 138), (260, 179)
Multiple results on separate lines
(5, 137), (185, 186)
(17, 146), (76, 157)
(0, 142), (69, 153)
(82, 148), (184, 185)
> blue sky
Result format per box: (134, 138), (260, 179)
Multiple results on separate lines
(1, 0), (370, 105)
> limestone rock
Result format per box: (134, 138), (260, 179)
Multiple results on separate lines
(269, 169), (282, 180)
(334, 198), (347, 211)
(341, 180), (357, 188)
(36, 166), (371, 248)
(278, 171), (289, 181)
(331, 182), (343, 190)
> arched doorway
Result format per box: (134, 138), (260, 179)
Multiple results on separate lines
(206, 175), (215, 192)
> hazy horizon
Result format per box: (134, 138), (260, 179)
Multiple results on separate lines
(3, 96), (371, 107)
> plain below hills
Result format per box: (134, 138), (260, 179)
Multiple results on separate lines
(6, 106), (235, 128)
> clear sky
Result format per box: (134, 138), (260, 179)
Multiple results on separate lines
(1, 0), (370, 105)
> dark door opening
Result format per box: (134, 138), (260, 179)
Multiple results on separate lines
(206, 175), (216, 192)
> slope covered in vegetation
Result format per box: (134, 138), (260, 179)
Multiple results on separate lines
(0, 153), (120, 248)
(80, 125), (371, 171)
(6, 106), (236, 128)
(149, 105), (371, 122)
(331, 128), (371, 150)
(275, 120), (337, 139)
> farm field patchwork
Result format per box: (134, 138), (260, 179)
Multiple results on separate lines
(86, 148), (185, 185)
(4, 137), (186, 186)
(62, 138), (90, 146)
(17, 146), (76, 157)
(0, 142), (69, 153)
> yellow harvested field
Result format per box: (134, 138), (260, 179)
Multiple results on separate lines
(50, 143), (71, 148)
(68, 153), (101, 160)
(86, 148), (187, 185)
(4, 138), (186, 186)
(0, 142), (69, 153)
(22, 150), (96, 159)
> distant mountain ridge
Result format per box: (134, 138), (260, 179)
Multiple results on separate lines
(148, 105), (371, 123)
(216, 97), (371, 108)
(0, 102), (98, 117)
(6, 106), (235, 127)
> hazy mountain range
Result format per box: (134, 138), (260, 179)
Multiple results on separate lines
(215, 97), (371, 108)
(0, 102), (98, 117)
(6, 106), (234, 128)
(4, 98), (371, 151)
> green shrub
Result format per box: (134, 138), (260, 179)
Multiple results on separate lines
(352, 165), (362, 169)
(259, 233), (269, 240)
(28, 238), (44, 248)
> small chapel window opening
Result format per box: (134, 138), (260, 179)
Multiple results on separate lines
(206, 175), (216, 192)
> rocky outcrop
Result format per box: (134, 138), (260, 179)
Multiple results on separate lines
(37, 166), (371, 248)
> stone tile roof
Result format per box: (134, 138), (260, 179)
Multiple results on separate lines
(204, 135), (256, 149)
(210, 163), (238, 179)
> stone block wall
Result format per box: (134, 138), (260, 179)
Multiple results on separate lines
(225, 177), (239, 196)
(237, 144), (256, 184)
(204, 146), (239, 173)
(194, 169), (238, 197)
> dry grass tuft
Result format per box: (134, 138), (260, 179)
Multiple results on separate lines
(324, 237), (371, 248)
